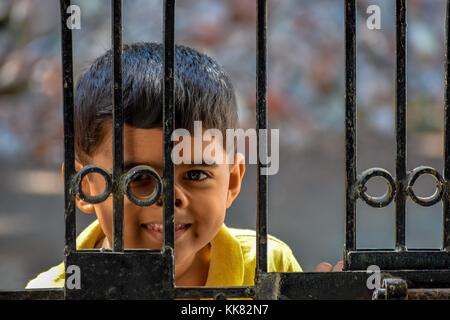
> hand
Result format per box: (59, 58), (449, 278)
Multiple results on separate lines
(313, 260), (344, 272)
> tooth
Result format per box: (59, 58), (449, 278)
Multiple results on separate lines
(148, 224), (162, 232)
(144, 223), (190, 232)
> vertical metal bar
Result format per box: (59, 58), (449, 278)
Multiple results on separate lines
(345, 0), (357, 255)
(395, 0), (407, 251)
(60, 0), (76, 254)
(163, 0), (175, 256)
(256, 0), (268, 274)
(112, 0), (124, 252)
(444, 0), (450, 251)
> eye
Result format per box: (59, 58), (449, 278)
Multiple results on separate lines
(184, 170), (209, 181)
(129, 172), (157, 198)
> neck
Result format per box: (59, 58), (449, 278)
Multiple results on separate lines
(175, 244), (211, 287)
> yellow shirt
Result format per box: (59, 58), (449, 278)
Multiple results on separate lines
(26, 220), (302, 289)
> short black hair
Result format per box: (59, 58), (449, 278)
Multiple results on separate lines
(74, 42), (238, 163)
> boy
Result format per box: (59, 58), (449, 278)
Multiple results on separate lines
(26, 42), (302, 289)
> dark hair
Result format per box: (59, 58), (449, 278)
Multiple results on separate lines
(74, 42), (238, 163)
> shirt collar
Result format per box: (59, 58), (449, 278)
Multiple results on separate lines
(205, 224), (245, 286)
(76, 219), (104, 250)
(76, 221), (245, 286)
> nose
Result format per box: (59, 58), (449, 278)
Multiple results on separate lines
(155, 185), (188, 208)
(155, 198), (182, 207)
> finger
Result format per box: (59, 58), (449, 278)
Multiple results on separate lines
(332, 260), (344, 272)
(313, 262), (333, 272)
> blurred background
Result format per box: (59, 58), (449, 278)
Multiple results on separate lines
(0, 0), (448, 289)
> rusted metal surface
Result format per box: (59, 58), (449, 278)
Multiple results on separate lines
(256, 271), (450, 300)
(61, 0), (76, 256)
(344, 0), (357, 255)
(347, 250), (450, 270)
(344, 0), (450, 277)
(373, 277), (450, 300)
(111, 0), (125, 253)
(65, 250), (174, 299)
(394, 0), (407, 252)
(256, 0), (269, 276)
(1, 269), (450, 300)
(444, 0), (450, 251)
(0, 289), (64, 300)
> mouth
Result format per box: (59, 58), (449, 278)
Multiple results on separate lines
(141, 223), (192, 243)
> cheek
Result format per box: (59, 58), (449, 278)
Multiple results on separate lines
(88, 174), (108, 197)
(190, 184), (228, 229)
(93, 198), (142, 243)
(93, 199), (113, 238)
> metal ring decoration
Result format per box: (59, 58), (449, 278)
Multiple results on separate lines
(73, 165), (113, 204)
(214, 293), (227, 300)
(124, 165), (163, 207)
(406, 166), (445, 207)
(357, 168), (396, 208)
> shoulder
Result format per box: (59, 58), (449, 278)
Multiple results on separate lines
(25, 262), (65, 289)
(25, 220), (102, 289)
(227, 227), (303, 272)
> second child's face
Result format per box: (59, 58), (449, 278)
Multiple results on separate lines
(74, 125), (245, 281)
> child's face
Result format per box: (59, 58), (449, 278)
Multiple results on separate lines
(72, 125), (245, 280)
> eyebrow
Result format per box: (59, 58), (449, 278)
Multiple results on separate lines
(123, 160), (219, 170)
(123, 161), (163, 171)
(187, 160), (219, 168)
(122, 160), (219, 171)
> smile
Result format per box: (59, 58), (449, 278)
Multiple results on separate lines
(141, 223), (192, 243)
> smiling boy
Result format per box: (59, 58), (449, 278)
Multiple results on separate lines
(26, 42), (302, 289)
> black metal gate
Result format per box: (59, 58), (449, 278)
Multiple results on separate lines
(1, 0), (450, 300)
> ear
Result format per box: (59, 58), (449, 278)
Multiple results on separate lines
(226, 152), (246, 208)
(61, 161), (96, 214)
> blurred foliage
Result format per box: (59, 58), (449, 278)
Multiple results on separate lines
(0, 0), (447, 165)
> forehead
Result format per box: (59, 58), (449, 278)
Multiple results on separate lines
(95, 126), (162, 167)
(94, 125), (226, 169)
